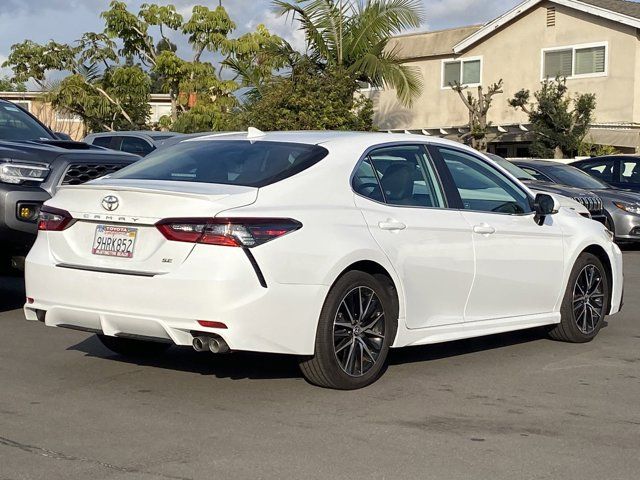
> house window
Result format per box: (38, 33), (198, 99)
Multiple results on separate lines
(542, 43), (607, 78)
(442, 58), (482, 88)
(12, 101), (31, 112)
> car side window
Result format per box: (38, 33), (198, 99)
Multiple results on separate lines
(579, 159), (615, 182)
(92, 136), (114, 148)
(620, 159), (640, 184)
(354, 145), (445, 208)
(121, 137), (153, 156)
(438, 147), (532, 214)
(352, 158), (385, 202)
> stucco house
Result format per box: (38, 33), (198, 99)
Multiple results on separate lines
(370, 0), (640, 156)
(0, 91), (172, 140)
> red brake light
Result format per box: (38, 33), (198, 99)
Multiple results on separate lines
(38, 206), (75, 231)
(197, 320), (228, 329)
(156, 217), (302, 248)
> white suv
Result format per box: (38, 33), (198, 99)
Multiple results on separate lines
(24, 131), (623, 389)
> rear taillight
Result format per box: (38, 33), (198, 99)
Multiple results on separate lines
(155, 218), (302, 248)
(38, 206), (75, 231)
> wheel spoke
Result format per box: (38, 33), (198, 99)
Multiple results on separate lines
(342, 300), (356, 324)
(362, 312), (384, 332)
(362, 290), (374, 320)
(357, 337), (377, 363)
(334, 321), (353, 330)
(344, 340), (356, 374)
(335, 337), (352, 354)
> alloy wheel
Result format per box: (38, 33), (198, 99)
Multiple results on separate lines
(333, 286), (386, 377)
(572, 264), (605, 335)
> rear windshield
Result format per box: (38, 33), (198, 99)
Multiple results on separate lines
(0, 103), (54, 141)
(109, 140), (329, 187)
(545, 164), (609, 189)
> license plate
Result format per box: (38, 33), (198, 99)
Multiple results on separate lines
(92, 225), (137, 258)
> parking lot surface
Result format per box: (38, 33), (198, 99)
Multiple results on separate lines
(1, 251), (639, 480)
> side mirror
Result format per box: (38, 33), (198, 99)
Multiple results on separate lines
(534, 193), (558, 224)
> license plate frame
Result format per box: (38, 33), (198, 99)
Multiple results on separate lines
(91, 224), (137, 258)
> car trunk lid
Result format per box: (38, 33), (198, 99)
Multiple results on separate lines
(44, 179), (258, 274)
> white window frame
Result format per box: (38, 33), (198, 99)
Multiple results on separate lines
(441, 56), (483, 90)
(11, 100), (31, 112)
(540, 41), (608, 80)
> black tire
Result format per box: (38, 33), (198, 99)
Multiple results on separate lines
(299, 271), (398, 390)
(549, 253), (609, 343)
(96, 334), (171, 357)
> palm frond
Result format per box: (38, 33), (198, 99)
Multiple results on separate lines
(350, 43), (422, 106)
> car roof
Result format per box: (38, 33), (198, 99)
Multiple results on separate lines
(187, 130), (470, 150)
(573, 155), (640, 162)
(86, 131), (179, 139)
(512, 159), (567, 168)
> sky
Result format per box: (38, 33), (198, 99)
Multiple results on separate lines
(0, 0), (524, 79)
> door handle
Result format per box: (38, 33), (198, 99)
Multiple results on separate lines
(378, 220), (407, 231)
(473, 224), (496, 235)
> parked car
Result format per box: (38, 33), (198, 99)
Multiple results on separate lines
(571, 155), (640, 192)
(514, 159), (640, 242)
(486, 154), (605, 223)
(0, 100), (138, 268)
(25, 132), (623, 389)
(154, 132), (237, 151)
(84, 131), (180, 157)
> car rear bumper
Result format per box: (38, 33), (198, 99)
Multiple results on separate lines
(24, 238), (328, 355)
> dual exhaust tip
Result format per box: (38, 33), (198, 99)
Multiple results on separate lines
(192, 335), (230, 354)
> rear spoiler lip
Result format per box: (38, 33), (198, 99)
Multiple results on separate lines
(57, 180), (258, 201)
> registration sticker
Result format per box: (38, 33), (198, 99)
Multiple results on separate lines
(92, 225), (137, 258)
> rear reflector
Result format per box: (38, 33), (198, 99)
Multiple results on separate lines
(26, 297), (34, 304)
(38, 206), (75, 231)
(197, 320), (228, 329)
(156, 217), (302, 248)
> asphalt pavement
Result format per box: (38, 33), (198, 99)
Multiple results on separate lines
(1, 250), (639, 480)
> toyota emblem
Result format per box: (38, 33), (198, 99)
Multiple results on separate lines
(101, 195), (119, 211)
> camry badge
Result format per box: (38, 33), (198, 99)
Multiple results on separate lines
(101, 195), (119, 212)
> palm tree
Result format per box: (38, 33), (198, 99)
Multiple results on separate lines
(273, 0), (424, 106)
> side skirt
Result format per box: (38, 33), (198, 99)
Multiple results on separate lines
(392, 312), (561, 348)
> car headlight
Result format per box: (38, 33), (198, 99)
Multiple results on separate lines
(0, 160), (50, 184)
(614, 201), (640, 215)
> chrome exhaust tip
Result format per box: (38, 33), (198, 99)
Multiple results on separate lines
(208, 337), (230, 354)
(192, 336), (210, 352)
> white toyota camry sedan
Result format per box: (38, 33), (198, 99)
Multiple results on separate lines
(25, 131), (623, 389)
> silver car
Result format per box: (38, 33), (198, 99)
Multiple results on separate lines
(515, 159), (640, 242)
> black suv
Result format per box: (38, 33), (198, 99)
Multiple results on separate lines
(0, 100), (137, 265)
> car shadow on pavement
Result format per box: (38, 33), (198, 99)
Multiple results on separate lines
(0, 274), (25, 313)
(68, 326), (551, 382)
(387, 327), (550, 366)
(68, 335), (303, 381)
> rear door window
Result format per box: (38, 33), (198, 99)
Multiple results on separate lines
(121, 136), (154, 156)
(110, 140), (329, 187)
(358, 145), (445, 208)
(91, 136), (114, 148)
(578, 158), (615, 182)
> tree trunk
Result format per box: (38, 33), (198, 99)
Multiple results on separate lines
(170, 89), (178, 122)
(554, 146), (564, 159)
